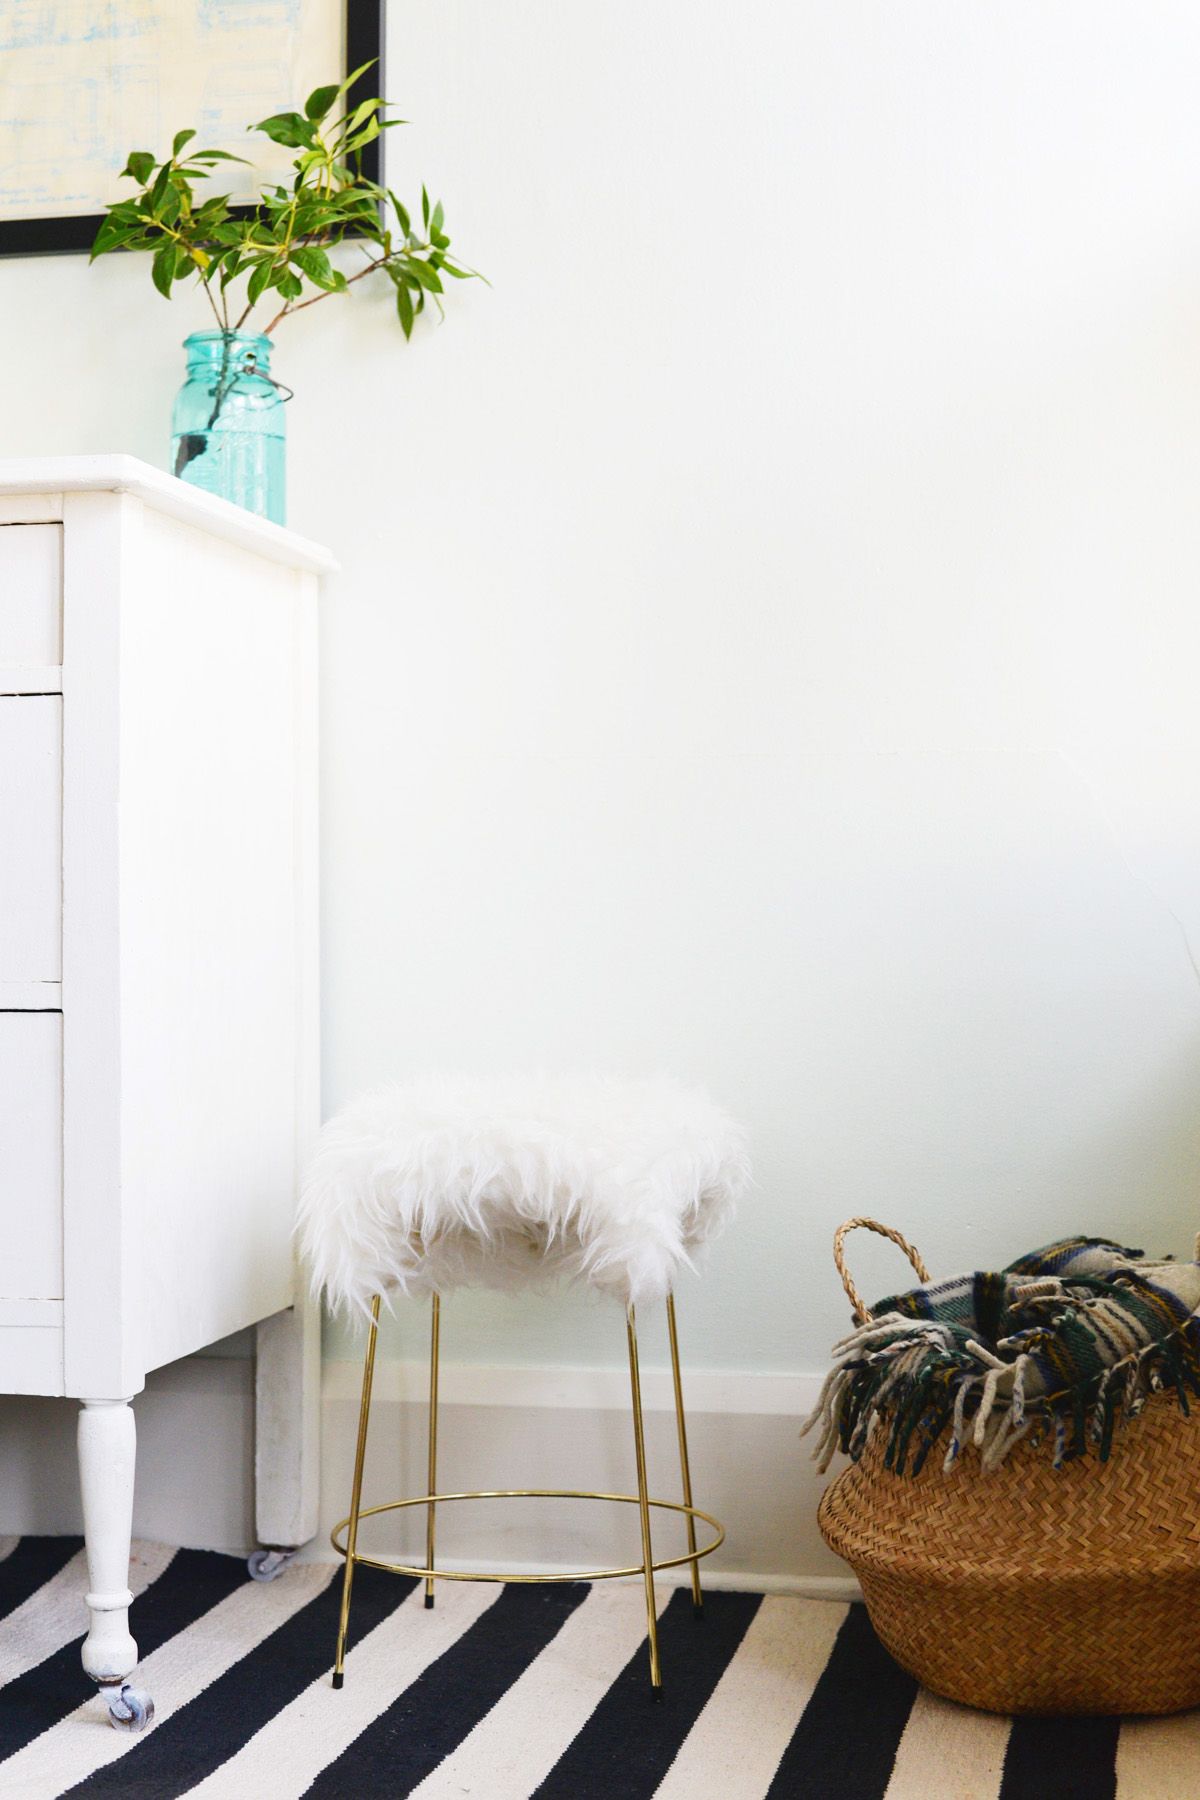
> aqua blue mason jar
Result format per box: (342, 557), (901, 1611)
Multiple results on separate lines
(171, 330), (287, 524)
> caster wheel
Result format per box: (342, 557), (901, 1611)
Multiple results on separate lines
(247, 1547), (297, 1582)
(106, 1684), (154, 1733)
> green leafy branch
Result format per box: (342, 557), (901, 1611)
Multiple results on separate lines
(90, 62), (479, 341)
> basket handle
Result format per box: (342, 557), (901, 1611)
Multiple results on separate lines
(833, 1217), (932, 1325)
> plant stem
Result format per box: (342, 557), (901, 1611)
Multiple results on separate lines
(174, 329), (238, 479)
(206, 333), (237, 432)
(187, 252), (224, 331)
(202, 275), (224, 331)
(260, 251), (393, 334)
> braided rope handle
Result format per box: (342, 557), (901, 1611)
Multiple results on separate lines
(833, 1217), (932, 1325)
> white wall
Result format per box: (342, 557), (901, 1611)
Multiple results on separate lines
(2, 3), (1200, 1572)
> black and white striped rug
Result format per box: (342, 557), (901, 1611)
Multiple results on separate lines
(0, 1537), (1195, 1798)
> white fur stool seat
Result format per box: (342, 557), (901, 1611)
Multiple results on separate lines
(304, 1074), (749, 1696)
(299, 1074), (749, 1314)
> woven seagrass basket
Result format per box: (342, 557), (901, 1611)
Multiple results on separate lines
(817, 1219), (1200, 1716)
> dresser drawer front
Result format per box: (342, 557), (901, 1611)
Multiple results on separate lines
(0, 1012), (62, 1300)
(0, 524), (62, 666)
(0, 697), (61, 983)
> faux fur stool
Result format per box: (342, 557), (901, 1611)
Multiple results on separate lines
(299, 1074), (749, 1694)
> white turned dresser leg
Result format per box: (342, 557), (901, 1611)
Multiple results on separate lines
(77, 1400), (154, 1730)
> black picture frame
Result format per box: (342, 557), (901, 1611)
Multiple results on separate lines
(0, 0), (385, 259)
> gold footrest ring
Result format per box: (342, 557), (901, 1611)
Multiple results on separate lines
(330, 1488), (725, 1584)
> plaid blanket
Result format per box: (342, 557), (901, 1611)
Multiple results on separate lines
(802, 1236), (1200, 1476)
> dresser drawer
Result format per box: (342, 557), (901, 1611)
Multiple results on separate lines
(0, 524), (62, 666)
(0, 697), (61, 983)
(0, 1012), (62, 1299)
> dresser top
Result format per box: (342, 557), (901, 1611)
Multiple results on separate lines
(0, 455), (336, 575)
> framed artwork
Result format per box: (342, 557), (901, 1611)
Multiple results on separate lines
(0, 0), (383, 256)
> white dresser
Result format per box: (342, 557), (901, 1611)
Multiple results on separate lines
(0, 456), (329, 1727)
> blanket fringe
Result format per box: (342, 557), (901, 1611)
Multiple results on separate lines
(803, 1299), (1200, 1477)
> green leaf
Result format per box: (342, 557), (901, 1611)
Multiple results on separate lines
(275, 269), (303, 299)
(291, 245), (338, 289)
(90, 218), (139, 259)
(304, 82), (341, 121)
(122, 150), (155, 185)
(148, 162), (172, 209)
(388, 191), (411, 235)
(421, 185), (430, 229)
(193, 196), (230, 228)
(340, 59), (379, 97)
(254, 111), (317, 149)
(157, 183), (182, 227)
(340, 97), (381, 137)
(289, 201), (329, 236)
(246, 258), (274, 306)
(188, 149), (250, 164)
(395, 280), (414, 339)
(343, 117), (381, 153)
(406, 257), (443, 294)
(439, 260), (476, 280)
(172, 128), (196, 157)
(151, 240), (176, 298)
(431, 200), (444, 236)
(88, 223), (116, 260)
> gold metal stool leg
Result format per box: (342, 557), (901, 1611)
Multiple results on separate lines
(333, 1294), (381, 1689)
(626, 1303), (662, 1694)
(666, 1292), (703, 1616)
(425, 1292), (441, 1609)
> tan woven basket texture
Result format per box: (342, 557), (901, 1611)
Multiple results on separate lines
(818, 1219), (1200, 1716)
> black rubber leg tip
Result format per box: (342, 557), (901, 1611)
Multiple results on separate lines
(332, 1671), (344, 1690)
(425, 1593), (435, 1610)
(650, 1686), (664, 1704)
(693, 1603), (705, 1620)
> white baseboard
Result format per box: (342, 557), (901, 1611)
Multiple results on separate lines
(317, 1355), (845, 1590)
(322, 1358), (820, 1418)
(301, 1536), (855, 1604)
(293, 1539), (861, 1602)
(0, 1352), (850, 1592)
